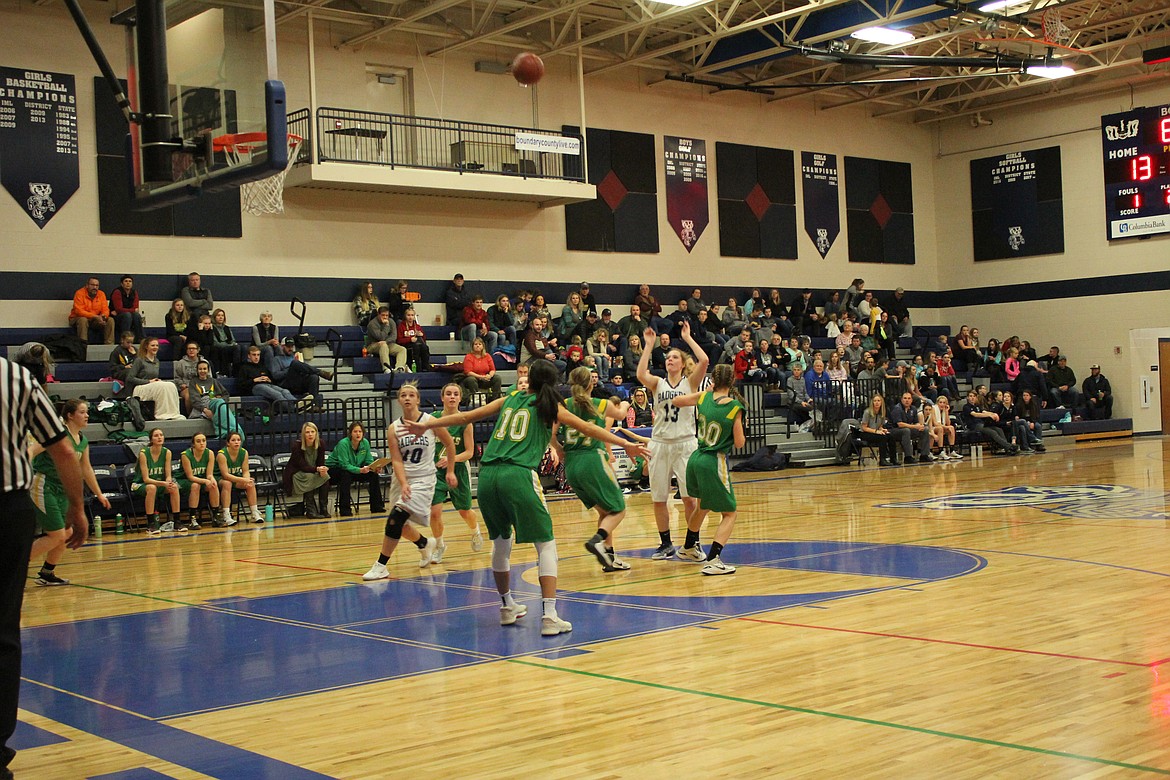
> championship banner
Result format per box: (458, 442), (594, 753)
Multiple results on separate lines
(0, 68), (77, 229)
(664, 136), (708, 252)
(970, 146), (1064, 260)
(801, 151), (839, 258)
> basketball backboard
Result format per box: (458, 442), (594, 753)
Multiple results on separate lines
(110, 1), (288, 208)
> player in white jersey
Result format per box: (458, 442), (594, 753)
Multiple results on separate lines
(636, 321), (709, 561)
(362, 383), (458, 580)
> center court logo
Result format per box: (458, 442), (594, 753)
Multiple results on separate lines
(881, 484), (1170, 520)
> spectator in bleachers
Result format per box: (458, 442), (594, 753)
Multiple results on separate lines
(936, 353), (960, 399)
(326, 422), (384, 517)
(352, 281), (381, 329)
(9, 343), (53, 386)
(843, 279), (865, 316)
(857, 323), (878, 358)
(621, 334), (644, 380)
(633, 283), (662, 323)
(998, 390), (1033, 452)
(252, 311), (281, 365)
(743, 288), (764, 318)
(366, 306), (407, 373)
(926, 395), (961, 459)
(108, 331), (137, 382)
(720, 328), (752, 366)
(559, 292), (585, 341)
(1018, 390), (1047, 451)
(587, 327), (612, 382)
(826, 351), (848, 382)
(110, 275), (145, 341)
(125, 338), (183, 420)
(173, 342), (204, 413)
(1004, 347), (1021, 383)
(68, 276), (114, 344)
(786, 363), (812, 428)
(891, 391), (932, 463)
(723, 298), (746, 335)
(885, 287), (912, 337)
(209, 309), (244, 378)
(686, 288), (709, 325)
(754, 306), (780, 343)
(666, 300), (689, 337)
(616, 304), (648, 347)
(386, 280), (410, 322)
(164, 298), (190, 353)
(628, 386), (653, 427)
(856, 291), (874, 324)
(824, 290), (844, 323)
(270, 338), (330, 409)
(844, 333), (864, 375)
(859, 392), (899, 466)
(529, 292), (551, 325)
(579, 282), (597, 314)
(984, 338), (1004, 381)
(462, 295), (497, 352)
(757, 338), (786, 388)
(459, 337), (501, 401)
(650, 332), (672, 372)
(522, 316), (566, 375)
(918, 362), (941, 403)
(1019, 340), (1038, 362)
(733, 340), (763, 382)
(606, 373), (629, 401)
(1047, 355), (1080, 409)
(702, 305), (727, 344)
(444, 273), (471, 331)
(189, 314), (215, 361)
(238, 345), (306, 410)
(857, 354), (879, 381)
(785, 336), (808, 373)
(874, 311), (897, 361)
(180, 272), (214, 322)
(961, 389), (1017, 455)
(186, 361), (227, 420)
(789, 289), (816, 336)
(487, 294), (517, 347)
(1082, 364), (1113, 420)
(282, 422), (331, 519)
(597, 307), (616, 337)
(397, 308), (432, 371)
(805, 358), (831, 424)
(954, 325), (980, 371)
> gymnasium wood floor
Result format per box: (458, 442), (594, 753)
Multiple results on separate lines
(13, 436), (1170, 779)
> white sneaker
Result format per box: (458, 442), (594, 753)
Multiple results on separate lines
(222, 510), (237, 527)
(362, 562), (389, 581)
(701, 557), (737, 576)
(470, 529), (484, 552)
(677, 544), (705, 563)
(500, 603), (528, 625)
(432, 539), (448, 564)
(418, 537), (437, 568)
(584, 537), (614, 569)
(541, 614), (573, 636)
(650, 543), (677, 560)
(950, 449), (963, 460)
(603, 556), (631, 572)
(251, 510), (265, 524)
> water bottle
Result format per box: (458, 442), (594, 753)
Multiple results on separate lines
(264, 504), (274, 523)
(115, 513), (124, 534)
(93, 515), (102, 539)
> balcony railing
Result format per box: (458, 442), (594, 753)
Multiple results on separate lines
(287, 107), (584, 182)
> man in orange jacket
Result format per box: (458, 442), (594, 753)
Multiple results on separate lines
(68, 277), (114, 344)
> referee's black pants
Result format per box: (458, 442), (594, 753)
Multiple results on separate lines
(0, 490), (36, 772)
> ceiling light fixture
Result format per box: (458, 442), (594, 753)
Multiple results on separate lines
(851, 26), (915, 45)
(1026, 64), (1075, 78)
(977, 0), (1032, 12)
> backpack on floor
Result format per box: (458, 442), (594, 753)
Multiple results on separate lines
(211, 398), (244, 440)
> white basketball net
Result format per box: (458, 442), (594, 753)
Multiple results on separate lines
(231, 135), (302, 215)
(1042, 9), (1072, 46)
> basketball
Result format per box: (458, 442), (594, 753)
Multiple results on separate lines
(511, 52), (545, 86)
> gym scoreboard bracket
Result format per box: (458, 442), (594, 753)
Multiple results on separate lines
(1102, 104), (1170, 241)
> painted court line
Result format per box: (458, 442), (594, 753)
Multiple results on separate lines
(738, 618), (1149, 667)
(509, 660), (1170, 775)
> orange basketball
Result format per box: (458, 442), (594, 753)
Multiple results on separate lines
(511, 52), (545, 86)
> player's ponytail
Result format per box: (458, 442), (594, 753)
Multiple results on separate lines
(711, 363), (746, 407)
(528, 360), (564, 429)
(567, 367), (593, 418)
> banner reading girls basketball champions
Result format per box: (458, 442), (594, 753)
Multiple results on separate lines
(664, 136), (708, 252)
(0, 67), (78, 229)
(801, 151), (839, 258)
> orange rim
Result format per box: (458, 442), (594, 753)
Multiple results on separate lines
(212, 132), (302, 154)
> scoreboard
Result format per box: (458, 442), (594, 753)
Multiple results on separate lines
(1102, 104), (1170, 240)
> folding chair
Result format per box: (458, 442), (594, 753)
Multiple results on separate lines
(850, 427), (882, 468)
(119, 463), (149, 532)
(249, 456), (286, 519)
(89, 465), (130, 534)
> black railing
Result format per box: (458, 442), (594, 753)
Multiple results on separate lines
(289, 106), (583, 182)
(731, 383), (767, 458)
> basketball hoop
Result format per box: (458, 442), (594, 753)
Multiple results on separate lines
(1041, 8), (1072, 47)
(213, 132), (302, 215)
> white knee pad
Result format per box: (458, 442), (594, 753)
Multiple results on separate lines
(491, 536), (513, 573)
(534, 539), (558, 578)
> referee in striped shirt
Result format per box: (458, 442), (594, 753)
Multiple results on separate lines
(0, 358), (85, 779)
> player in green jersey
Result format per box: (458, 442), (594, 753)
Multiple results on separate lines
(670, 364), (746, 576)
(428, 383), (485, 562)
(135, 428), (184, 534)
(179, 432), (223, 529)
(557, 367), (634, 572)
(28, 399), (109, 585)
(406, 360), (649, 637)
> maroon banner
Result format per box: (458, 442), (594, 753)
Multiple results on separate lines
(664, 136), (708, 252)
